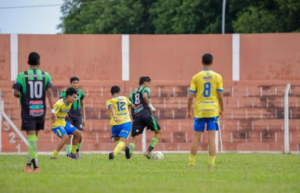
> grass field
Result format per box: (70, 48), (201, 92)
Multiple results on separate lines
(0, 153), (300, 193)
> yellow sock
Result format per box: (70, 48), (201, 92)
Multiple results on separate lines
(115, 140), (125, 150)
(52, 150), (59, 157)
(188, 154), (196, 167)
(113, 141), (125, 156)
(71, 145), (77, 154)
(208, 156), (216, 167)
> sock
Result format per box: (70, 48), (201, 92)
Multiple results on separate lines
(188, 154), (196, 167)
(76, 143), (82, 152)
(71, 145), (77, 154)
(208, 156), (216, 167)
(66, 145), (71, 154)
(28, 135), (37, 159)
(113, 141), (125, 156)
(148, 137), (159, 152)
(52, 150), (59, 157)
(26, 156), (31, 166)
(129, 143), (135, 154)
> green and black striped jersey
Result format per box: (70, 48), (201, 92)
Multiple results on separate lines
(12, 69), (52, 121)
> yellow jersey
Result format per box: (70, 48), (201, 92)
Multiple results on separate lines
(189, 69), (223, 118)
(106, 96), (132, 126)
(52, 99), (72, 128)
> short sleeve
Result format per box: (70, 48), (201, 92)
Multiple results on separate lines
(45, 73), (52, 90)
(129, 93), (133, 103)
(143, 87), (151, 98)
(106, 100), (112, 109)
(189, 76), (197, 93)
(60, 90), (66, 99)
(126, 97), (132, 106)
(54, 102), (60, 114)
(217, 75), (224, 92)
(12, 72), (23, 92)
(80, 90), (85, 100)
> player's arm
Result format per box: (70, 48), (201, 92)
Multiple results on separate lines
(81, 99), (86, 126)
(218, 92), (224, 118)
(12, 73), (22, 98)
(217, 75), (224, 118)
(187, 76), (196, 120)
(143, 88), (156, 112)
(45, 73), (56, 123)
(107, 101), (120, 123)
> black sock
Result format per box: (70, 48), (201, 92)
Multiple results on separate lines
(148, 146), (154, 152)
(76, 149), (79, 152)
(31, 158), (39, 169)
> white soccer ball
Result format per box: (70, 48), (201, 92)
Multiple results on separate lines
(151, 151), (164, 160)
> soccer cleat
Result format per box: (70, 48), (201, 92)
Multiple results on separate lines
(124, 146), (131, 159)
(67, 153), (78, 159)
(50, 157), (58, 160)
(76, 151), (82, 159)
(109, 152), (115, 160)
(24, 166), (32, 172)
(33, 168), (40, 173)
(208, 165), (214, 169)
(31, 158), (39, 171)
(143, 152), (152, 159)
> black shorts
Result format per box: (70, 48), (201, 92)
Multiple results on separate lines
(131, 113), (161, 137)
(66, 117), (83, 131)
(21, 120), (45, 131)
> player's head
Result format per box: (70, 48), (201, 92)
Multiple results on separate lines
(111, 86), (120, 96)
(139, 76), (151, 87)
(202, 53), (213, 66)
(65, 87), (78, 104)
(70, 77), (79, 89)
(27, 52), (40, 66)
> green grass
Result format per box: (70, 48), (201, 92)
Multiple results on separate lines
(0, 153), (300, 193)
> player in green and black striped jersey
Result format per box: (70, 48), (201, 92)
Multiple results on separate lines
(60, 77), (86, 158)
(12, 52), (56, 172)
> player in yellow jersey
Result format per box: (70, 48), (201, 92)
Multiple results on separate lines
(45, 87), (82, 159)
(186, 53), (224, 168)
(106, 86), (135, 160)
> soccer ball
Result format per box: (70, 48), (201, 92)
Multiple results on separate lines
(151, 151), (164, 160)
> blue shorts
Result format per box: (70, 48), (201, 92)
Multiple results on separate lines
(52, 121), (77, 138)
(194, 117), (219, 132)
(111, 122), (132, 139)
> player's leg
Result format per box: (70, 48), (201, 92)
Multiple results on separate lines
(143, 114), (161, 159)
(129, 117), (144, 156)
(65, 118), (73, 155)
(112, 122), (131, 159)
(22, 120), (38, 172)
(207, 117), (219, 168)
(109, 124), (121, 159)
(51, 126), (68, 159)
(66, 122), (82, 159)
(188, 118), (205, 167)
(74, 118), (83, 158)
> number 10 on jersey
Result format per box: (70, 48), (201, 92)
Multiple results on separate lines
(203, 82), (211, 97)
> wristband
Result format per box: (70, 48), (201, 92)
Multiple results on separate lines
(149, 104), (156, 110)
(50, 109), (55, 114)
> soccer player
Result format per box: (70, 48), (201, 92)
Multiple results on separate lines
(106, 86), (135, 160)
(45, 87), (82, 159)
(12, 52), (56, 172)
(186, 53), (224, 169)
(60, 77), (85, 158)
(128, 76), (161, 159)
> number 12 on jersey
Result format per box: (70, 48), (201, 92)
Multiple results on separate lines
(117, 102), (125, 111)
(203, 82), (211, 97)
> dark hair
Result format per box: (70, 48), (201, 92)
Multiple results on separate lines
(111, 86), (120, 95)
(202, 53), (213, 65)
(139, 76), (151, 85)
(70, 76), (79, 83)
(66, 87), (78, 97)
(28, 52), (40, 65)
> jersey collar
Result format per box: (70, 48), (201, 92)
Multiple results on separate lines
(63, 99), (68, 106)
(203, 69), (211, 71)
